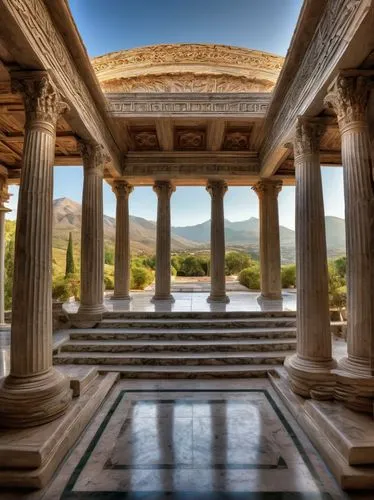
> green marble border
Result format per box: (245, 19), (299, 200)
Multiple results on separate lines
(61, 389), (334, 500)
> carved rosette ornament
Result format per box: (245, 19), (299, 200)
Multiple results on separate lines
(0, 72), (71, 428)
(324, 75), (371, 132)
(324, 75), (374, 412)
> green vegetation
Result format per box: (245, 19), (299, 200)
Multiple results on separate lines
(130, 265), (154, 290)
(328, 257), (347, 311)
(239, 263), (261, 290)
(281, 264), (296, 288)
(65, 232), (75, 277)
(4, 220), (16, 310)
(225, 251), (251, 275)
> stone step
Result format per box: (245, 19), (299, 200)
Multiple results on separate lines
(61, 338), (296, 353)
(102, 310), (297, 320)
(99, 317), (296, 329)
(98, 364), (276, 378)
(53, 350), (290, 366)
(69, 326), (296, 341)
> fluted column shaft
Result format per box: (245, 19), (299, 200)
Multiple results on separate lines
(112, 181), (133, 300)
(207, 181), (229, 303)
(325, 74), (374, 412)
(78, 142), (106, 315)
(153, 181), (175, 301)
(285, 118), (336, 400)
(0, 72), (71, 428)
(252, 180), (282, 300)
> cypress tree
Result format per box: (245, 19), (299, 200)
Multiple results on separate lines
(65, 232), (75, 277)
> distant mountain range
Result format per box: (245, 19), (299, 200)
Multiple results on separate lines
(52, 197), (346, 263)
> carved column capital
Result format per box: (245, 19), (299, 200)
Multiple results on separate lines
(153, 180), (175, 199)
(206, 180), (228, 199)
(0, 167), (9, 208)
(11, 71), (68, 130)
(112, 180), (133, 198)
(79, 140), (106, 176)
(252, 179), (282, 199)
(324, 75), (371, 133)
(294, 117), (325, 160)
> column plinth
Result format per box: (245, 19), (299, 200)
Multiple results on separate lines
(78, 142), (106, 316)
(152, 181), (175, 302)
(252, 180), (282, 301)
(285, 117), (336, 400)
(207, 181), (229, 303)
(0, 72), (71, 427)
(325, 75), (374, 412)
(111, 181), (133, 301)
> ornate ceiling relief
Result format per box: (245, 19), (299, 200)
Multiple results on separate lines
(92, 43), (284, 94)
(223, 131), (251, 151)
(131, 130), (159, 150)
(100, 74), (274, 93)
(176, 129), (206, 150)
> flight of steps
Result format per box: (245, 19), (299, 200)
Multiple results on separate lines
(53, 311), (297, 378)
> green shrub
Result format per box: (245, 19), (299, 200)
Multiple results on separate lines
(52, 275), (80, 302)
(171, 265), (177, 277)
(330, 285), (347, 310)
(281, 264), (296, 288)
(104, 274), (114, 290)
(180, 256), (205, 276)
(65, 232), (75, 277)
(239, 265), (260, 290)
(225, 251), (251, 275)
(104, 246), (114, 265)
(131, 266), (154, 290)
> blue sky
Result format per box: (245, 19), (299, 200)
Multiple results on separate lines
(8, 0), (345, 228)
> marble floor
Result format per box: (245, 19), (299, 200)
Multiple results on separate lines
(65, 290), (297, 314)
(1, 379), (351, 500)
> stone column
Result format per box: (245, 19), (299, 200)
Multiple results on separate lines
(0, 72), (71, 427)
(112, 180), (133, 300)
(285, 117), (336, 400)
(152, 181), (175, 301)
(325, 74), (374, 412)
(0, 167), (10, 329)
(78, 142), (106, 316)
(207, 180), (229, 303)
(252, 180), (282, 300)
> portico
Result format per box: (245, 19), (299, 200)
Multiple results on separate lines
(0, 0), (373, 492)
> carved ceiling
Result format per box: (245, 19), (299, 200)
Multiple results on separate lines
(92, 43), (284, 93)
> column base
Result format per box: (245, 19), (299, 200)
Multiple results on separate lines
(333, 356), (374, 413)
(78, 303), (107, 315)
(0, 368), (72, 428)
(0, 323), (10, 331)
(207, 294), (230, 303)
(110, 294), (132, 301)
(257, 294), (283, 311)
(151, 294), (175, 303)
(285, 353), (337, 400)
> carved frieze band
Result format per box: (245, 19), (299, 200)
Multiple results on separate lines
(107, 94), (270, 117)
(261, 0), (369, 163)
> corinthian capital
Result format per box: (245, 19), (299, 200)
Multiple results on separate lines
(153, 180), (175, 199)
(79, 140), (107, 175)
(206, 180), (228, 199)
(11, 71), (68, 127)
(252, 179), (282, 199)
(294, 117), (324, 159)
(112, 180), (133, 198)
(324, 75), (371, 132)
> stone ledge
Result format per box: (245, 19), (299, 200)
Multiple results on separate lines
(0, 371), (118, 488)
(269, 370), (374, 490)
(55, 365), (99, 397)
